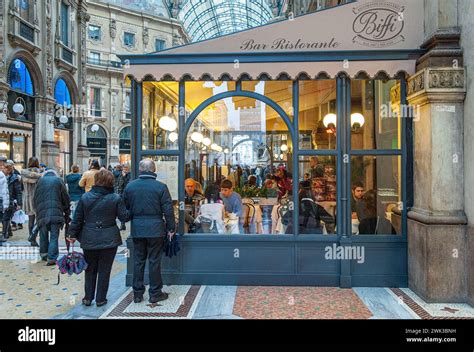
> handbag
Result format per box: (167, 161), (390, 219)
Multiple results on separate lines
(56, 242), (88, 285)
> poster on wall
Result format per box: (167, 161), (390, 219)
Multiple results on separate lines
(155, 160), (178, 200)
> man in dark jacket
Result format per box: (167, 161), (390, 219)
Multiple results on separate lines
(123, 158), (175, 304)
(33, 169), (71, 265)
(3, 163), (22, 240)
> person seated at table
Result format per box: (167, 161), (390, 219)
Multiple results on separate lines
(184, 178), (203, 205)
(247, 175), (257, 188)
(204, 182), (222, 203)
(274, 167), (292, 200)
(263, 173), (278, 190)
(351, 181), (365, 221)
(308, 156), (325, 179)
(220, 179), (242, 218)
(358, 190), (396, 235)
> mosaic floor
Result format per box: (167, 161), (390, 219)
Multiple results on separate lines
(233, 286), (373, 319)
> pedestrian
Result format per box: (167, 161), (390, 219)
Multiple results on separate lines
(7, 160), (23, 231)
(79, 159), (100, 192)
(67, 169), (129, 307)
(20, 157), (42, 246)
(0, 159), (10, 244)
(3, 163), (22, 238)
(115, 164), (130, 231)
(33, 169), (71, 265)
(123, 159), (175, 304)
(65, 165), (84, 215)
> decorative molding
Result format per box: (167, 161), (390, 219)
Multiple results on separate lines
(143, 27), (149, 46)
(110, 19), (116, 39)
(429, 70), (464, 89)
(45, 0), (53, 97)
(407, 68), (465, 99)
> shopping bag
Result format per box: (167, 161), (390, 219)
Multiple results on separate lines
(11, 209), (27, 224)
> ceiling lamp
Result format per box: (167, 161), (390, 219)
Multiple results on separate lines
(223, 147), (230, 154)
(280, 144), (288, 152)
(191, 131), (204, 143)
(158, 115), (177, 132)
(168, 132), (178, 142)
(202, 137), (211, 146)
(211, 143), (219, 151)
(351, 113), (365, 129)
(323, 113), (337, 128)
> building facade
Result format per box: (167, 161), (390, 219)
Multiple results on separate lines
(85, 0), (188, 167)
(0, 0), (90, 175)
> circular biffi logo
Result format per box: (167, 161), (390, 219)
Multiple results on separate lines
(352, 2), (405, 48)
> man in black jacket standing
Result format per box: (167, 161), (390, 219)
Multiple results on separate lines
(33, 169), (71, 265)
(123, 159), (175, 304)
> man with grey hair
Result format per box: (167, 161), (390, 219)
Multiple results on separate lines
(123, 158), (175, 304)
(33, 168), (71, 265)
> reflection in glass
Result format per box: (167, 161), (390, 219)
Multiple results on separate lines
(298, 80), (337, 150)
(241, 81), (293, 119)
(296, 156), (337, 234)
(351, 80), (401, 150)
(184, 96), (293, 235)
(142, 82), (179, 150)
(351, 155), (401, 235)
(185, 81), (235, 117)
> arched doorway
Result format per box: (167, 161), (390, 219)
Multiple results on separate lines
(86, 124), (107, 167)
(119, 126), (131, 164)
(54, 78), (74, 176)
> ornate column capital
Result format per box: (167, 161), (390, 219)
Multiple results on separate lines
(407, 67), (466, 106)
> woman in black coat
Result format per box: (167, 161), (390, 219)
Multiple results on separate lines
(67, 169), (129, 307)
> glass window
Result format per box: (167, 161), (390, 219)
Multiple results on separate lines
(89, 52), (100, 64)
(124, 32), (135, 47)
(88, 25), (101, 40)
(185, 81), (235, 117)
(54, 78), (71, 107)
(142, 82), (179, 150)
(61, 2), (69, 46)
(297, 155), (337, 235)
(298, 80), (337, 150)
(242, 81), (293, 120)
(19, 0), (32, 22)
(87, 125), (107, 167)
(155, 39), (166, 51)
(125, 91), (131, 116)
(8, 59), (34, 95)
(184, 96), (293, 235)
(351, 80), (401, 150)
(350, 155), (401, 235)
(89, 87), (101, 116)
(0, 134), (10, 161)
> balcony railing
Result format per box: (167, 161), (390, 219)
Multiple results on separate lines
(87, 57), (123, 68)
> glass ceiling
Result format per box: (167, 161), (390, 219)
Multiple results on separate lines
(175, 0), (277, 42)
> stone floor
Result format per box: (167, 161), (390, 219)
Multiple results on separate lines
(1, 226), (473, 320)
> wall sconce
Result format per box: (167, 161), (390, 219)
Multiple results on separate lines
(323, 113), (337, 128)
(13, 97), (26, 117)
(90, 123), (100, 133)
(350, 113), (365, 130)
(168, 132), (178, 142)
(190, 131), (204, 143)
(0, 142), (10, 151)
(280, 144), (288, 152)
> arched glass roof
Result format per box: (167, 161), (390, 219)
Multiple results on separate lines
(175, 0), (277, 42)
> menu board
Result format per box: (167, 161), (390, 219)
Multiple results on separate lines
(155, 160), (178, 200)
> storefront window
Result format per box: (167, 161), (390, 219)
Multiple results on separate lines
(185, 81), (236, 119)
(351, 80), (401, 150)
(0, 134), (10, 160)
(298, 80), (337, 150)
(350, 155), (401, 235)
(241, 81), (293, 119)
(87, 125), (107, 167)
(142, 82), (179, 150)
(298, 155), (336, 234)
(12, 136), (26, 170)
(54, 130), (70, 177)
(119, 126), (131, 164)
(185, 96), (293, 235)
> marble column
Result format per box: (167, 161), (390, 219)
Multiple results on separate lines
(37, 97), (60, 169)
(407, 67), (468, 302)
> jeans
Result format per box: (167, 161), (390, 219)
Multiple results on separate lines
(83, 247), (117, 302)
(39, 223), (61, 261)
(132, 237), (164, 299)
(2, 208), (13, 238)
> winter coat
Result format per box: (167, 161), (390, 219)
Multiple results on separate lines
(33, 171), (71, 227)
(114, 171), (130, 194)
(79, 169), (99, 192)
(123, 171), (175, 238)
(21, 167), (41, 215)
(0, 171), (10, 212)
(65, 173), (84, 202)
(67, 186), (129, 250)
(7, 173), (23, 208)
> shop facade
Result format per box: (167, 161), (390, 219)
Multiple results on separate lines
(120, 0), (474, 304)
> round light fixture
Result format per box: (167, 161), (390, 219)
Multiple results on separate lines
(210, 143), (219, 151)
(191, 131), (204, 143)
(323, 113), (337, 128)
(91, 124), (99, 132)
(202, 137), (211, 146)
(59, 115), (69, 124)
(351, 113), (365, 129)
(274, 153), (279, 159)
(280, 153), (284, 160)
(280, 144), (288, 152)
(223, 147), (230, 154)
(158, 115), (177, 132)
(168, 132), (178, 142)
(13, 103), (24, 114)
(0, 142), (9, 151)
